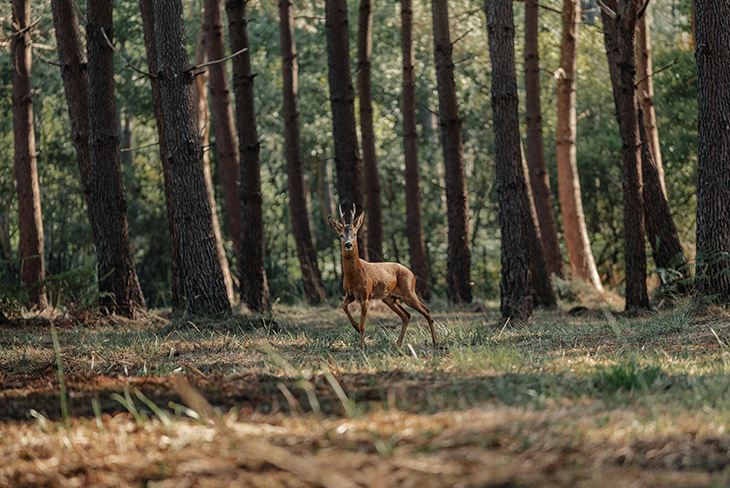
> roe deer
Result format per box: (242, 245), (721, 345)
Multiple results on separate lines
(329, 205), (437, 348)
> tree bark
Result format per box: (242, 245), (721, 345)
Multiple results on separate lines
(638, 105), (687, 277)
(401, 0), (431, 300)
(357, 0), (383, 262)
(556, 0), (604, 291)
(522, 143), (557, 308)
(431, 0), (472, 304)
(226, 0), (270, 312)
(205, 0), (243, 264)
(324, 0), (366, 258)
(695, 0), (730, 302)
(87, 0), (146, 317)
(524, 0), (563, 278)
(601, 0), (649, 311)
(139, 0), (184, 312)
(485, 0), (534, 320)
(151, 0), (231, 315)
(635, 13), (666, 196)
(192, 22), (237, 306)
(279, 0), (327, 305)
(12, 0), (47, 309)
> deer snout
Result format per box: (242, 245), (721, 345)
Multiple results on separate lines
(344, 241), (354, 251)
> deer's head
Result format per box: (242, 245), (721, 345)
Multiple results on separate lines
(329, 204), (364, 254)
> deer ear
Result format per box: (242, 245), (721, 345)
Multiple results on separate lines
(328, 216), (343, 233)
(353, 212), (364, 231)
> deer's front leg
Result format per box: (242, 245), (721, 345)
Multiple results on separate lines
(341, 294), (360, 333)
(359, 299), (369, 349)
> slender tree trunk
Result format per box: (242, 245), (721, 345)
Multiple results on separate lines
(226, 0), (270, 312)
(205, 0), (243, 264)
(324, 0), (366, 258)
(556, 0), (604, 292)
(431, 0), (472, 304)
(151, 0), (231, 315)
(485, 0), (533, 320)
(279, 0), (327, 305)
(139, 0), (184, 311)
(192, 23), (236, 306)
(601, 0), (649, 311)
(635, 13), (666, 197)
(638, 105), (687, 276)
(521, 143), (557, 308)
(695, 0), (730, 302)
(401, 0), (431, 300)
(12, 0), (47, 309)
(524, 0), (563, 278)
(87, 0), (146, 317)
(358, 0), (383, 262)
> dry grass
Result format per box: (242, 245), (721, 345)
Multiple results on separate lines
(2, 300), (730, 487)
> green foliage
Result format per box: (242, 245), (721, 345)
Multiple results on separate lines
(595, 359), (662, 392)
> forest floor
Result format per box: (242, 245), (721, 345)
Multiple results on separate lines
(2, 298), (730, 487)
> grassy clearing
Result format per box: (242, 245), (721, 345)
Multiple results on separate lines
(2, 301), (730, 486)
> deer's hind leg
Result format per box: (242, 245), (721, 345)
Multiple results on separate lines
(383, 296), (411, 347)
(341, 294), (360, 333)
(401, 292), (438, 348)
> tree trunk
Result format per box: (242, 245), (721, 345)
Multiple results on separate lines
(226, 0), (270, 312)
(151, 0), (231, 315)
(87, 0), (146, 317)
(601, 0), (649, 311)
(139, 0), (184, 312)
(524, 0), (563, 278)
(324, 0), (366, 258)
(521, 143), (557, 308)
(556, 0), (604, 291)
(401, 0), (431, 300)
(638, 105), (687, 277)
(205, 0), (243, 264)
(358, 0), (383, 262)
(635, 13), (666, 196)
(279, 0), (327, 305)
(485, 0), (534, 320)
(192, 22), (237, 306)
(431, 0), (472, 304)
(12, 0), (47, 309)
(695, 0), (730, 302)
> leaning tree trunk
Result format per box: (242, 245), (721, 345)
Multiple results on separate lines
(324, 0), (366, 258)
(192, 22), (236, 306)
(226, 0), (271, 312)
(431, 0), (472, 304)
(524, 0), (563, 278)
(150, 0), (231, 315)
(695, 0), (730, 302)
(12, 0), (47, 309)
(279, 0), (327, 305)
(87, 0), (146, 317)
(635, 13), (666, 197)
(556, 0), (604, 291)
(485, 0), (534, 321)
(357, 0), (383, 262)
(205, 0), (243, 264)
(401, 0), (431, 300)
(139, 0), (184, 311)
(521, 143), (557, 308)
(638, 105), (687, 277)
(601, 0), (649, 312)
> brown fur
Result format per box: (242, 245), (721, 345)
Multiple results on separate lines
(329, 210), (437, 348)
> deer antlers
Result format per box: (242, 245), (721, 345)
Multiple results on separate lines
(338, 203), (357, 224)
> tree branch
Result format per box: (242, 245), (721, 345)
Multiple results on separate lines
(189, 47), (248, 72)
(100, 28), (155, 78)
(635, 57), (678, 86)
(595, 0), (617, 20)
